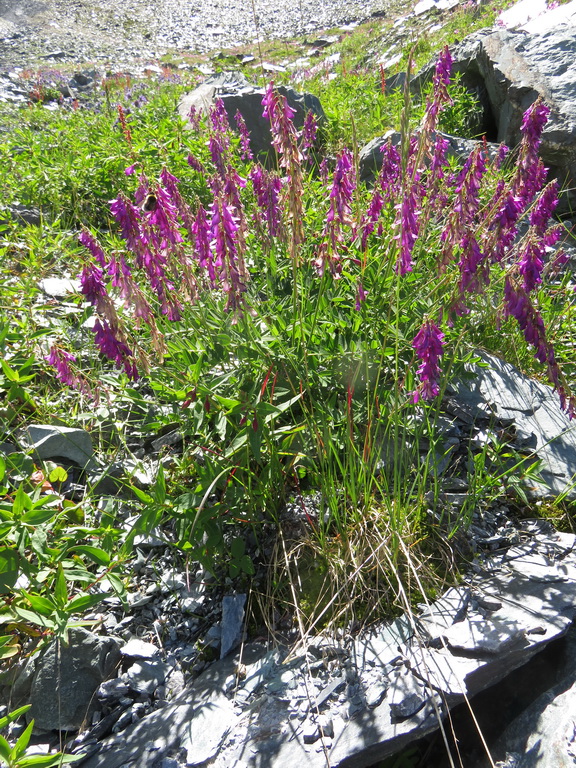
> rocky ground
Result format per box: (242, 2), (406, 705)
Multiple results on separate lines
(0, 0), (390, 69)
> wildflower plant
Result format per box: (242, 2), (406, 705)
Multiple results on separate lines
(48, 46), (575, 626)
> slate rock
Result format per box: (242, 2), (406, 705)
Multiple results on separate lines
(178, 72), (324, 165)
(125, 660), (170, 695)
(450, 352), (576, 500)
(24, 425), (94, 468)
(28, 628), (121, 731)
(120, 639), (160, 660)
(417, 23), (576, 211)
(220, 593), (246, 659)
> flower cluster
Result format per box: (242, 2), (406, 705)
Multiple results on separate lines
(411, 321), (445, 403)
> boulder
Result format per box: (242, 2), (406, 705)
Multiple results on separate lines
(28, 628), (121, 731)
(178, 71), (324, 165)
(415, 18), (576, 210)
(24, 424), (94, 468)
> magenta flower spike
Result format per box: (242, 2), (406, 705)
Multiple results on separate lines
(411, 320), (445, 402)
(93, 319), (138, 380)
(422, 45), (453, 136)
(234, 110), (253, 160)
(192, 204), (216, 283)
(45, 346), (78, 388)
(301, 110), (318, 160)
(249, 164), (284, 239)
(79, 230), (107, 268)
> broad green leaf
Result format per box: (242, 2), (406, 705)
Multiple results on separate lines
(13, 607), (56, 629)
(20, 591), (56, 616)
(0, 733), (12, 761)
(0, 705), (30, 732)
(13, 718), (34, 759)
(153, 464), (166, 505)
(0, 456), (5, 484)
(240, 555), (255, 575)
(18, 753), (83, 767)
(12, 485), (32, 517)
(0, 548), (19, 594)
(22, 505), (59, 526)
(48, 466), (68, 483)
(69, 545), (110, 566)
(54, 565), (68, 609)
(230, 537), (245, 560)
(129, 485), (153, 504)
(67, 592), (111, 613)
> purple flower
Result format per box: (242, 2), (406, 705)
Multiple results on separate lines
(458, 235), (487, 296)
(79, 230), (107, 269)
(187, 154), (205, 174)
(80, 262), (107, 306)
(125, 163), (138, 176)
(192, 204), (215, 282)
(395, 184), (419, 275)
(355, 281), (367, 310)
(317, 148), (356, 276)
(234, 110), (253, 160)
(146, 184), (183, 249)
(378, 141), (401, 200)
(209, 99), (230, 138)
(93, 319), (138, 379)
(411, 320), (445, 402)
(110, 194), (144, 256)
(300, 110), (318, 159)
(512, 99), (551, 206)
(45, 346), (77, 388)
(249, 164), (284, 239)
(361, 189), (384, 250)
(422, 45), (453, 135)
(529, 180), (559, 233)
(188, 104), (202, 130)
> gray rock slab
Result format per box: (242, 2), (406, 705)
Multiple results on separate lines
(220, 593), (246, 659)
(419, 23), (576, 211)
(120, 639), (160, 660)
(125, 660), (170, 695)
(451, 352), (576, 500)
(29, 628), (120, 731)
(472, 622), (576, 768)
(178, 72), (324, 165)
(24, 424), (94, 468)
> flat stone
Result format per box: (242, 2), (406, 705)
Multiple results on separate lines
(120, 640), (160, 660)
(28, 628), (120, 731)
(388, 671), (429, 718)
(24, 424), (93, 467)
(220, 594), (246, 659)
(125, 660), (170, 695)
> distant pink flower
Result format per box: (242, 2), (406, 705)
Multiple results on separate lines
(234, 110), (253, 160)
(125, 163), (138, 176)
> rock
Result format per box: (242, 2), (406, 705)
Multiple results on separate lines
(125, 660), (170, 695)
(417, 20), (576, 210)
(450, 352), (576, 500)
(38, 276), (81, 297)
(120, 640), (160, 660)
(23, 425), (94, 468)
(359, 130), (501, 183)
(220, 593), (246, 659)
(178, 72), (324, 165)
(28, 628), (121, 731)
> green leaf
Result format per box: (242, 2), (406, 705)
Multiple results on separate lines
(153, 463), (166, 505)
(20, 591), (56, 616)
(48, 466), (68, 483)
(13, 719), (34, 759)
(240, 554), (255, 575)
(17, 752), (84, 767)
(13, 607), (56, 629)
(67, 592), (111, 613)
(69, 545), (110, 566)
(12, 485), (32, 517)
(0, 548), (20, 594)
(230, 537), (245, 560)
(22, 505), (59, 526)
(129, 485), (153, 504)
(0, 733), (12, 762)
(1, 358), (19, 382)
(54, 565), (68, 609)
(0, 456), (5, 484)
(0, 705), (31, 732)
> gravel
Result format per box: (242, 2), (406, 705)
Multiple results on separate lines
(0, 0), (392, 69)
